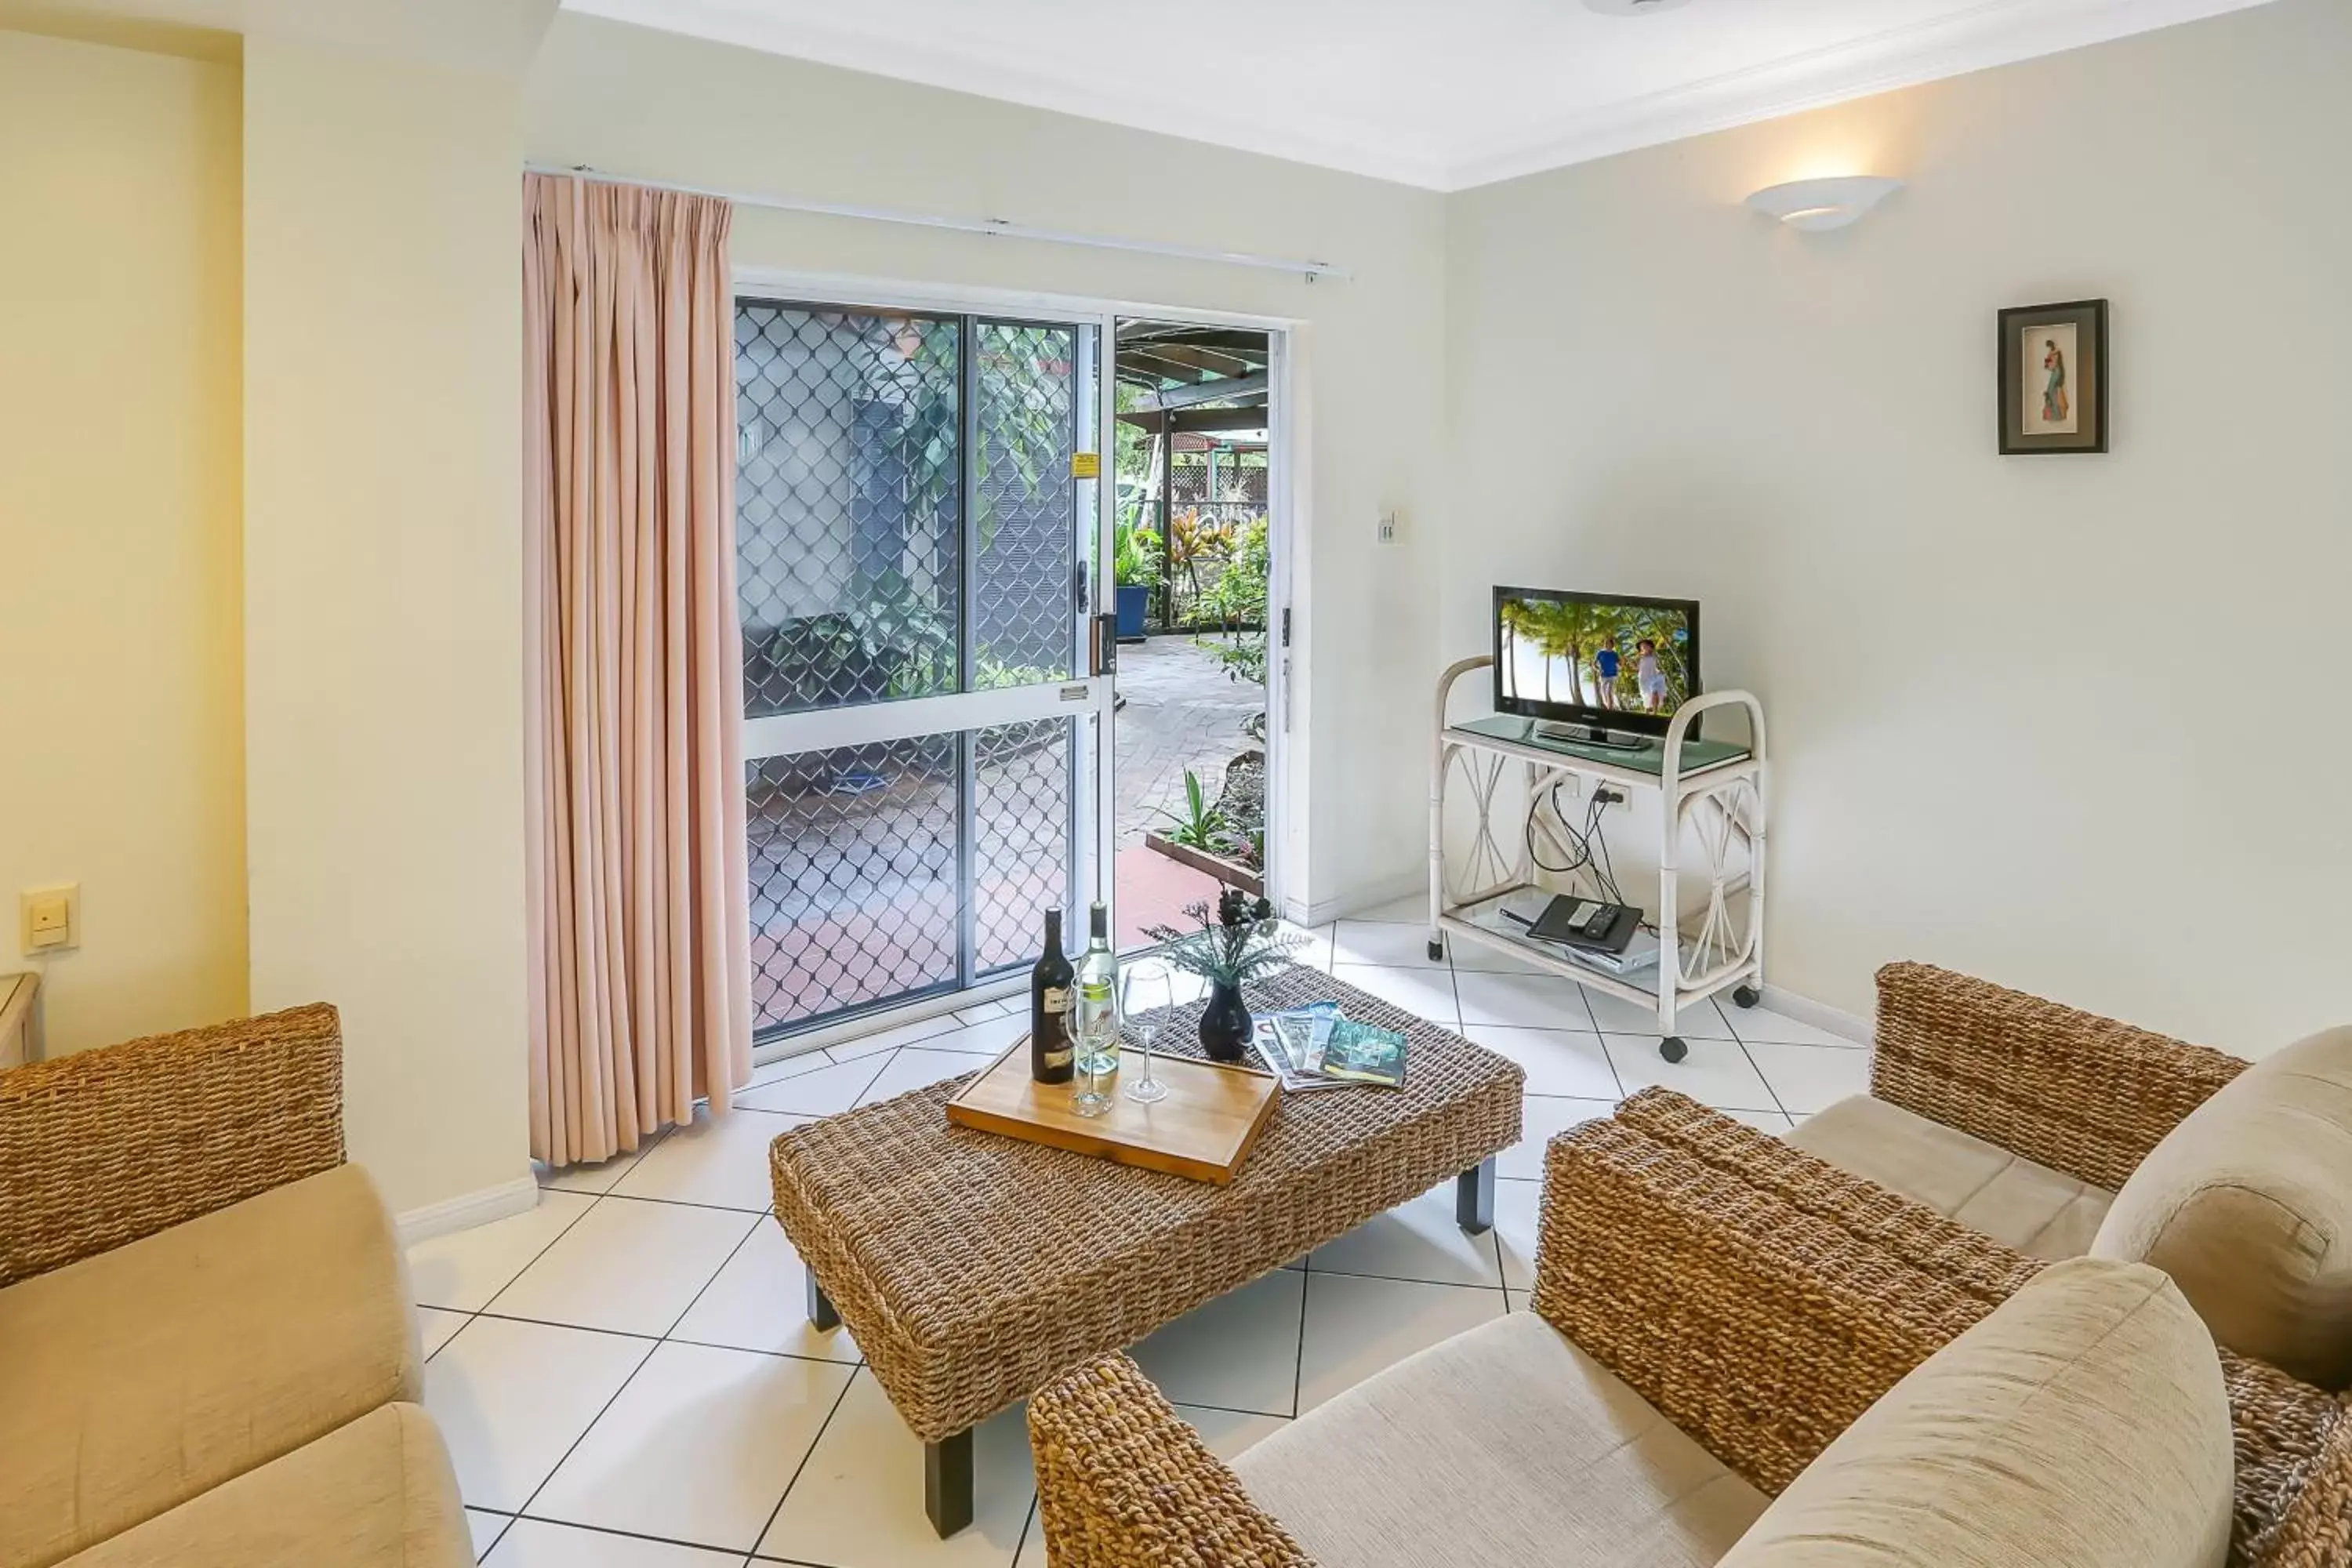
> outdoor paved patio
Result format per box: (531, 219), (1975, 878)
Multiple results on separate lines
(1113, 636), (1261, 848)
(1112, 635), (1263, 943)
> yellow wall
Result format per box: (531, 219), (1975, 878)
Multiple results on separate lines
(0, 28), (248, 1054)
(241, 34), (532, 1218)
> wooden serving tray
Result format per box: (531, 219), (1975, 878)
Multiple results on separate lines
(946, 1040), (1281, 1185)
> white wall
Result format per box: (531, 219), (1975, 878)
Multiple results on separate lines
(0, 28), (247, 1054)
(522, 14), (1450, 920)
(1446, 0), (2352, 1048)
(242, 34), (532, 1215)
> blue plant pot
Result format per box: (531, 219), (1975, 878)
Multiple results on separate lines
(1115, 584), (1149, 639)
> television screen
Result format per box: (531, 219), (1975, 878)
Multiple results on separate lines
(1494, 587), (1700, 735)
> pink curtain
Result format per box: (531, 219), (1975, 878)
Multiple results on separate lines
(522, 173), (753, 1167)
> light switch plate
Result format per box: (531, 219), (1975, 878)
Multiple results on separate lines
(21, 884), (78, 954)
(1377, 508), (1402, 546)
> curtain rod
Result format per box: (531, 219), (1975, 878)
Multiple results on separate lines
(524, 163), (1351, 283)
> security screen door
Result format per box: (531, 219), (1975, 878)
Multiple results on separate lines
(735, 299), (1109, 1040)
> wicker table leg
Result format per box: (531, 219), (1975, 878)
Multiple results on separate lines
(808, 1275), (840, 1332)
(1457, 1157), (1496, 1234)
(926, 1428), (975, 1537)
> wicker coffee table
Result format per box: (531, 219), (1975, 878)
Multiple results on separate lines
(768, 964), (1525, 1535)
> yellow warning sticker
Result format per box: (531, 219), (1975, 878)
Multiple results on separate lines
(1070, 452), (1102, 480)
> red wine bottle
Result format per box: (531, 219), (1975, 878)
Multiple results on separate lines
(1030, 909), (1075, 1083)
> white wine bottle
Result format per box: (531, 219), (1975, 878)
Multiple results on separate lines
(1073, 902), (1120, 1081)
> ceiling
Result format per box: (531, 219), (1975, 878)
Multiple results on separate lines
(563, 0), (2272, 190)
(5, 0), (557, 70)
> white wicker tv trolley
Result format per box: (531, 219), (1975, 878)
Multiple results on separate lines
(1428, 656), (1769, 1062)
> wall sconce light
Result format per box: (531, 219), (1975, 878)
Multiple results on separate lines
(1746, 176), (1905, 232)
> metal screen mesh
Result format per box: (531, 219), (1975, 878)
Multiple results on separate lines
(736, 303), (1091, 1037)
(974, 719), (1073, 972)
(746, 737), (960, 1033)
(972, 323), (1079, 688)
(737, 305), (962, 718)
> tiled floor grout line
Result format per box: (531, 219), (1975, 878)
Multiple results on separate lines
(471, 1505), (514, 1561)
(1290, 1248), (1311, 1420)
(739, 1367), (861, 1568)
(502, 1330), (664, 1541)
(463, 1182), (614, 1323)
(539, 1123), (673, 1198)
(659, 1211), (771, 1342)
(1304, 1264), (1509, 1292)
(445, 949), (1846, 1565)
(1011, 1497), (1040, 1568)
(501, 1508), (777, 1563)
(1731, 1035), (1798, 1123)
(596, 1189), (775, 1218)
(661, 1330), (866, 1371)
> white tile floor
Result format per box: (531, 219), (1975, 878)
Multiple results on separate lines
(416, 912), (1863, 1566)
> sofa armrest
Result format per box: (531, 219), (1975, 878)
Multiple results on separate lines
(1545, 1090), (2345, 1558)
(2228, 1353), (2352, 1568)
(2252, 1395), (2352, 1568)
(1533, 1089), (2042, 1494)
(1029, 1353), (1317, 1568)
(0, 1004), (344, 1286)
(1872, 960), (2245, 1191)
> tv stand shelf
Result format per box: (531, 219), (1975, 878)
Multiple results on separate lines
(1428, 658), (1769, 1062)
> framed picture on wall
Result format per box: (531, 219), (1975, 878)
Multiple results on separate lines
(1998, 298), (2108, 454)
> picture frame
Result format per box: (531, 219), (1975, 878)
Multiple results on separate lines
(1998, 298), (2107, 455)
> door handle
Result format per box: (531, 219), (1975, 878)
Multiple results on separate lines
(1090, 613), (1120, 678)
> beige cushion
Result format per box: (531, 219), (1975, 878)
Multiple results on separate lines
(0, 1164), (421, 1568)
(1790, 1093), (2112, 1258)
(60, 1403), (470, 1568)
(1721, 1258), (2232, 1568)
(1233, 1311), (1766, 1567)
(2093, 1024), (2352, 1388)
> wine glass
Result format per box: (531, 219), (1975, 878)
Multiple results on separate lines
(1120, 958), (1174, 1105)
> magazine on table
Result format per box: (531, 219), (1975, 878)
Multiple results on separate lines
(1250, 1003), (1406, 1091)
(1318, 1017), (1408, 1087)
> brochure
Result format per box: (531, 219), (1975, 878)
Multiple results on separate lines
(1318, 1018), (1408, 1087)
(1250, 1003), (1405, 1091)
(1252, 1005), (1347, 1093)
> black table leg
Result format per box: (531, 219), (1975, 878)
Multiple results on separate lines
(925, 1428), (975, 1537)
(807, 1275), (840, 1331)
(1457, 1157), (1496, 1235)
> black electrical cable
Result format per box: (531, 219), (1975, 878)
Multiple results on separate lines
(1526, 783), (1628, 909)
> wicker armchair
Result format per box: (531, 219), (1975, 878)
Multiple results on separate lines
(1870, 960), (2247, 1189)
(1029, 1092), (2352, 1568)
(0, 1004), (346, 1288)
(0, 1007), (474, 1568)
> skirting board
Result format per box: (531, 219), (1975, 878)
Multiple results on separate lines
(1295, 869), (1428, 930)
(1295, 872), (1874, 1047)
(1759, 984), (1872, 1047)
(397, 1173), (540, 1247)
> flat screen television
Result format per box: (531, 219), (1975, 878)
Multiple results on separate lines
(1493, 586), (1700, 745)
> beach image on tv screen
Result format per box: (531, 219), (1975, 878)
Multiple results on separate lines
(1497, 594), (1694, 717)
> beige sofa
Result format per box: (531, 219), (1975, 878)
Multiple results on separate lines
(0, 1007), (471, 1568)
(1801, 962), (2352, 1392)
(1028, 964), (2352, 1566)
(1033, 1232), (2241, 1566)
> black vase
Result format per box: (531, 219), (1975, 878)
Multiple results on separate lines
(1199, 981), (1253, 1062)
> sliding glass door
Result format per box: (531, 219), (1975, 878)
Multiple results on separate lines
(735, 299), (1107, 1039)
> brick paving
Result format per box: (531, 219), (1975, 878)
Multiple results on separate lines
(1114, 636), (1265, 848)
